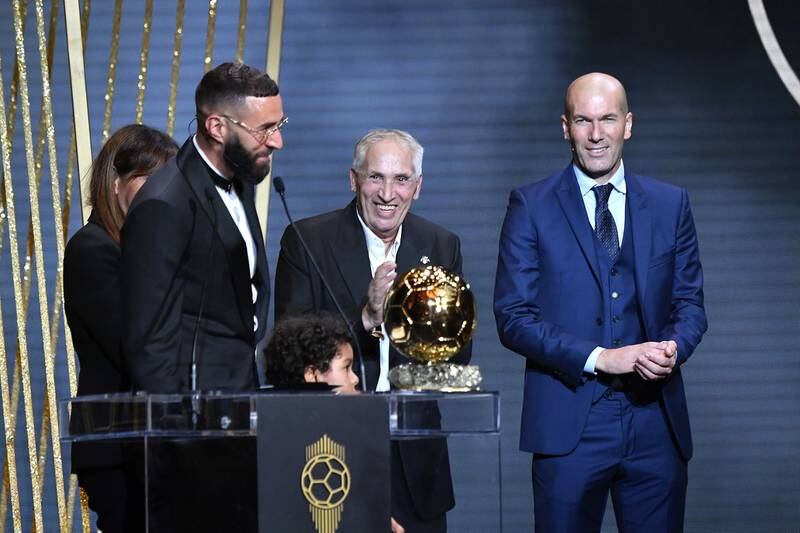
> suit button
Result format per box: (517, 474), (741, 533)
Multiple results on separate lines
(613, 339), (621, 346)
(596, 318), (603, 326)
(612, 315), (620, 323)
(610, 267), (618, 276)
(611, 291), (619, 299)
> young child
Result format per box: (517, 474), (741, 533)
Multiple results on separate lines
(264, 313), (360, 393)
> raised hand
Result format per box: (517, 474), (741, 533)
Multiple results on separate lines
(361, 260), (397, 330)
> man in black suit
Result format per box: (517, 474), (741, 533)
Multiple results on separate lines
(274, 129), (470, 532)
(120, 62), (286, 532)
(122, 62), (285, 393)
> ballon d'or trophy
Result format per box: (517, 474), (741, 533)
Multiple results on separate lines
(384, 265), (481, 391)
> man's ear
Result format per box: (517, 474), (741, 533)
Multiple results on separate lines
(412, 174), (423, 200)
(349, 168), (359, 193)
(623, 111), (633, 140)
(204, 114), (226, 145)
(561, 114), (570, 141)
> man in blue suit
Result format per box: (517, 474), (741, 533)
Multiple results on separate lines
(494, 73), (707, 532)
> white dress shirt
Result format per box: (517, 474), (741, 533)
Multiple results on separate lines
(573, 161), (627, 374)
(356, 209), (402, 392)
(193, 136), (259, 332)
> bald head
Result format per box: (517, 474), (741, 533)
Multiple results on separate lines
(564, 73), (629, 119)
(560, 72), (633, 182)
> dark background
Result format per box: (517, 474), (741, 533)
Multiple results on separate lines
(1, 1), (798, 530)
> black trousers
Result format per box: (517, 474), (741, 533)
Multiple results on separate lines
(391, 441), (448, 533)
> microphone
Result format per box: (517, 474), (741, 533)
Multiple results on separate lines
(272, 175), (286, 195)
(190, 189), (220, 426)
(273, 176), (368, 393)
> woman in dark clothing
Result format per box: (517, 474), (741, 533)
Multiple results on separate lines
(64, 124), (177, 533)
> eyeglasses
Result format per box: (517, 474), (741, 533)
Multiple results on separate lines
(222, 115), (288, 145)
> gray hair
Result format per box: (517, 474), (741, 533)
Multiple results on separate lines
(351, 129), (424, 178)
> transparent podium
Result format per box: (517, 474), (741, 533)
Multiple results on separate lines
(61, 391), (501, 532)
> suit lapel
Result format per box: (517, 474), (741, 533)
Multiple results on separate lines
(625, 174), (652, 328)
(176, 140), (216, 221)
(177, 139), (254, 335)
(555, 166), (601, 286)
(395, 215), (431, 275)
(331, 200), (373, 309)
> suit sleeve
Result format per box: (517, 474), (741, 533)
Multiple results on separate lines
(274, 225), (316, 321)
(493, 189), (597, 387)
(121, 197), (190, 392)
(658, 189), (708, 364)
(64, 230), (124, 371)
(274, 226), (378, 352)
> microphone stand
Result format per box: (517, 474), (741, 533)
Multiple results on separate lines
(273, 177), (368, 393)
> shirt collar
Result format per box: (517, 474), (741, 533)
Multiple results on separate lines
(192, 135), (231, 181)
(574, 160), (627, 198)
(355, 205), (402, 259)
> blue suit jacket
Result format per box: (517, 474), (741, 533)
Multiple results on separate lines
(493, 165), (707, 460)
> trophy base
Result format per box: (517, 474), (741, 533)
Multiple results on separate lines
(388, 363), (482, 392)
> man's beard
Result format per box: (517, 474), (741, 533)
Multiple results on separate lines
(223, 134), (271, 185)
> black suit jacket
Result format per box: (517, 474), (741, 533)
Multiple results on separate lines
(275, 199), (471, 386)
(64, 211), (128, 471)
(274, 199), (470, 521)
(121, 138), (269, 393)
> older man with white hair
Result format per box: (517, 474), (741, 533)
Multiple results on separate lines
(275, 129), (470, 532)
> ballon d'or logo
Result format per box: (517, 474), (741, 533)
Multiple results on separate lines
(301, 434), (350, 533)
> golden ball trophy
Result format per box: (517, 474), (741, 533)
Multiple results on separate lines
(384, 265), (482, 391)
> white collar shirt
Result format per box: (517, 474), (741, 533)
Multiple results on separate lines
(193, 135), (259, 331)
(356, 208), (401, 392)
(574, 160), (627, 246)
(574, 160), (627, 375)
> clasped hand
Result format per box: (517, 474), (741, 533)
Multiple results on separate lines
(596, 340), (678, 381)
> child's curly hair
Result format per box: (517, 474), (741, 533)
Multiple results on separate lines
(263, 313), (353, 387)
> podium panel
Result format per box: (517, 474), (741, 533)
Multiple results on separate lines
(61, 391), (501, 532)
(256, 394), (390, 533)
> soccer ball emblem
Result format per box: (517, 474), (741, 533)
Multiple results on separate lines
(383, 265), (477, 364)
(301, 454), (351, 509)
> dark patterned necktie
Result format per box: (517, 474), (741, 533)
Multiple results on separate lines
(593, 184), (619, 261)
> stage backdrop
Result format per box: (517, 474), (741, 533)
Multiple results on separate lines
(0, 0), (798, 531)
